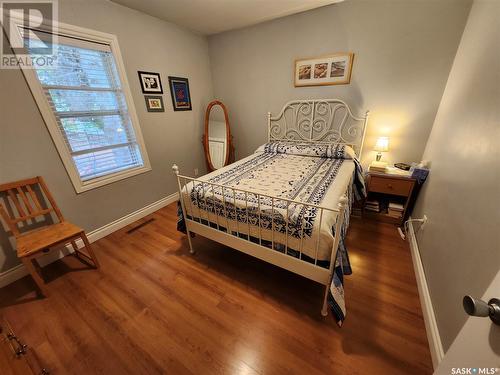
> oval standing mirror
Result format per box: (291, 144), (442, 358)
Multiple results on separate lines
(203, 100), (232, 172)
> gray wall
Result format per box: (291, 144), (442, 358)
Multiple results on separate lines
(413, 0), (500, 351)
(0, 0), (214, 272)
(208, 0), (471, 167)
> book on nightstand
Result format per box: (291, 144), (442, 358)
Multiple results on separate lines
(387, 202), (404, 218)
(368, 161), (387, 173)
(365, 199), (380, 212)
(351, 206), (363, 217)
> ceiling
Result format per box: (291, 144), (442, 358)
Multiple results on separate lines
(111, 0), (343, 35)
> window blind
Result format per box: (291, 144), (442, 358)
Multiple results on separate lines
(25, 33), (144, 182)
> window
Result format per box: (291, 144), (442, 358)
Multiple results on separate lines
(9, 18), (150, 192)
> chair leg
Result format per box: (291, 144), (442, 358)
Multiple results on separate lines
(70, 240), (86, 261)
(80, 233), (100, 269)
(70, 240), (79, 253)
(21, 258), (48, 297)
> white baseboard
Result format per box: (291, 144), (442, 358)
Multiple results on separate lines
(0, 192), (179, 288)
(407, 218), (444, 369)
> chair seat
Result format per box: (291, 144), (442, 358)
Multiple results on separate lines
(17, 221), (83, 258)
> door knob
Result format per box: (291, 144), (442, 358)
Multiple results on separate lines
(463, 295), (500, 325)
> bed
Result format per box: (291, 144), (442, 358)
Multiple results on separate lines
(173, 99), (369, 324)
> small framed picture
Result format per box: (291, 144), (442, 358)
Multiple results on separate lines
(144, 95), (164, 112)
(138, 71), (163, 94)
(168, 76), (192, 111)
(294, 53), (354, 87)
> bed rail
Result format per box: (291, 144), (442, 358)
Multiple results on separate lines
(172, 164), (348, 316)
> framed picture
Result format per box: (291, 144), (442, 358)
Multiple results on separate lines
(138, 71), (163, 94)
(144, 95), (164, 112)
(294, 53), (354, 87)
(168, 76), (192, 111)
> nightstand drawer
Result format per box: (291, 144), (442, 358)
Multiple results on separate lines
(368, 176), (413, 196)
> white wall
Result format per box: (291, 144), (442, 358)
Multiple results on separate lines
(435, 270), (500, 373)
(208, 0), (471, 166)
(413, 0), (500, 352)
(0, 0), (213, 272)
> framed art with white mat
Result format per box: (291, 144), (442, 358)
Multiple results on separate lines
(144, 95), (164, 112)
(295, 53), (354, 87)
(138, 71), (163, 94)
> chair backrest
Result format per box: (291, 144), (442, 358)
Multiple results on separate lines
(0, 176), (64, 237)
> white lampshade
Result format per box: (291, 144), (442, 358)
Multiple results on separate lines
(374, 137), (390, 152)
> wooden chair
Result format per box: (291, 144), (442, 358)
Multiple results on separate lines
(0, 176), (99, 296)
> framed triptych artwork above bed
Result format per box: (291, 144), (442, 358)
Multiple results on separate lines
(294, 53), (354, 87)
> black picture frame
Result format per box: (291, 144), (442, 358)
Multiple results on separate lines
(138, 71), (163, 94)
(144, 95), (164, 112)
(168, 76), (192, 111)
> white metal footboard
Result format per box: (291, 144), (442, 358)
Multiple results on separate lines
(172, 164), (348, 316)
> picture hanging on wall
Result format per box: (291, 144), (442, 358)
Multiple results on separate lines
(168, 76), (192, 111)
(144, 95), (164, 112)
(138, 71), (163, 94)
(294, 53), (354, 87)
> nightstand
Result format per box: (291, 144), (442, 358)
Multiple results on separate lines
(364, 171), (416, 225)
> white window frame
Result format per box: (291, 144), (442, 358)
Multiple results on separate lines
(5, 13), (151, 193)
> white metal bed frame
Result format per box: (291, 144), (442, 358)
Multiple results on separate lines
(172, 99), (369, 316)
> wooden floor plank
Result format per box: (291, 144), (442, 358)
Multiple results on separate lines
(0, 203), (433, 374)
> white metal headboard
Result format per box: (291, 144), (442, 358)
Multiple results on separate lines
(267, 99), (369, 157)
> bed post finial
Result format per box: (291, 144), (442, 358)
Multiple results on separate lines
(172, 164), (179, 175)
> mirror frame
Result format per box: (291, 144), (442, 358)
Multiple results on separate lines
(203, 100), (232, 172)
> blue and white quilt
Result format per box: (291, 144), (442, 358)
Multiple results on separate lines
(178, 141), (366, 325)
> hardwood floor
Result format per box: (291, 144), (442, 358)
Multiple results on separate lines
(0, 203), (433, 374)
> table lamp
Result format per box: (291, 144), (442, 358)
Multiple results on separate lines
(374, 136), (389, 162)
(369, 137), (390, 172)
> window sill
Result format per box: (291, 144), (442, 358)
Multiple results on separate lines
(75, 165), (152, 193)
